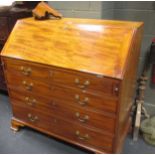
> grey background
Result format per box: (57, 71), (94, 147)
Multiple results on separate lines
(49, 1), (155, 115)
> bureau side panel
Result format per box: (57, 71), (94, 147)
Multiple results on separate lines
(114, 24), (144, 153)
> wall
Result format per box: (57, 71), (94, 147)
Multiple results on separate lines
(49, 1), (102, 19)
(49, 1), (155, 115)
(49, 1), (114, 19)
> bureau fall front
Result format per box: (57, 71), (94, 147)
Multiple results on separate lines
(1, 17), (143, 153)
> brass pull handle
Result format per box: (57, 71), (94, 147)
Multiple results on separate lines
(75, 78), (90, 89)
(28, 113), (38, 122)
(75, 94), (89, 106)
(25, 97), (36, 106)
(22, 81), (33, 91)
(75, 112), (89, 123)
(75, 130), (89, 140)
(20, 66), (31, 76)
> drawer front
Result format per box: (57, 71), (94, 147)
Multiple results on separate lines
(0, 17), (9, 41)
(10, 92), (116, 133)
(5, 59), (51, 82)
(53, 70), (120, 96)
(52, 86), (117, 113)
(10, 91), (53, 111)
(6, 73), (51, 96)
(12, 102), (51, 131)
(12, 104), (113, 153)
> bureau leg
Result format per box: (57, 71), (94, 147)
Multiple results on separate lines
(11, 118), (25, 133)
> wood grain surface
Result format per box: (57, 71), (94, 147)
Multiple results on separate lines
(1, 17), (143, 79)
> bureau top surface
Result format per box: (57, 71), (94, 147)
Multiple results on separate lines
(1, 17), (143, 79)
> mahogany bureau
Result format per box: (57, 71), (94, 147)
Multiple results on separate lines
(1, 17), (143, 153)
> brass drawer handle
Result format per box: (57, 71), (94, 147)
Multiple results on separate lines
(75, 94), (89, 106)
(25, 97), (36, 106)
(28, 113), (38, 122)
(20, 66), (32, 76)
(75, 130), (89, 140)
(75, 78), (90, 89)
(75, 112), (89, 123)
(22, 81), (33, 91)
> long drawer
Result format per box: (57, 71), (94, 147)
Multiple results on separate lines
(10, 95), (116, 134)
(12, 104), (114, 153)
(4, 58), (120, 96)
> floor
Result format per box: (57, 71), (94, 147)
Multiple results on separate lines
(0, 93), (155, 154)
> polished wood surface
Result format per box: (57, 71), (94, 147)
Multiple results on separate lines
(1, 17), (143, 153)
(9, 87), (118, 113)
(114, 24), (144, 153)
(11, 97), (116, 134)
(1, 17), (143, 79)
(12, 108), (114, 153)
(4, 58), (120, 95)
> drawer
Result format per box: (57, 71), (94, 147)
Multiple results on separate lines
(12, 102), (51, 131)
(53, 70), (120, 96)
(4, 59), (51, 82)
(0, 17), (9, 41)
(10, 91), (53, 111)
(12, 104), (113, 153)
(6, 73), (51, 96)
(52, 86), (118, 113)
(10, 93), (116, 133)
